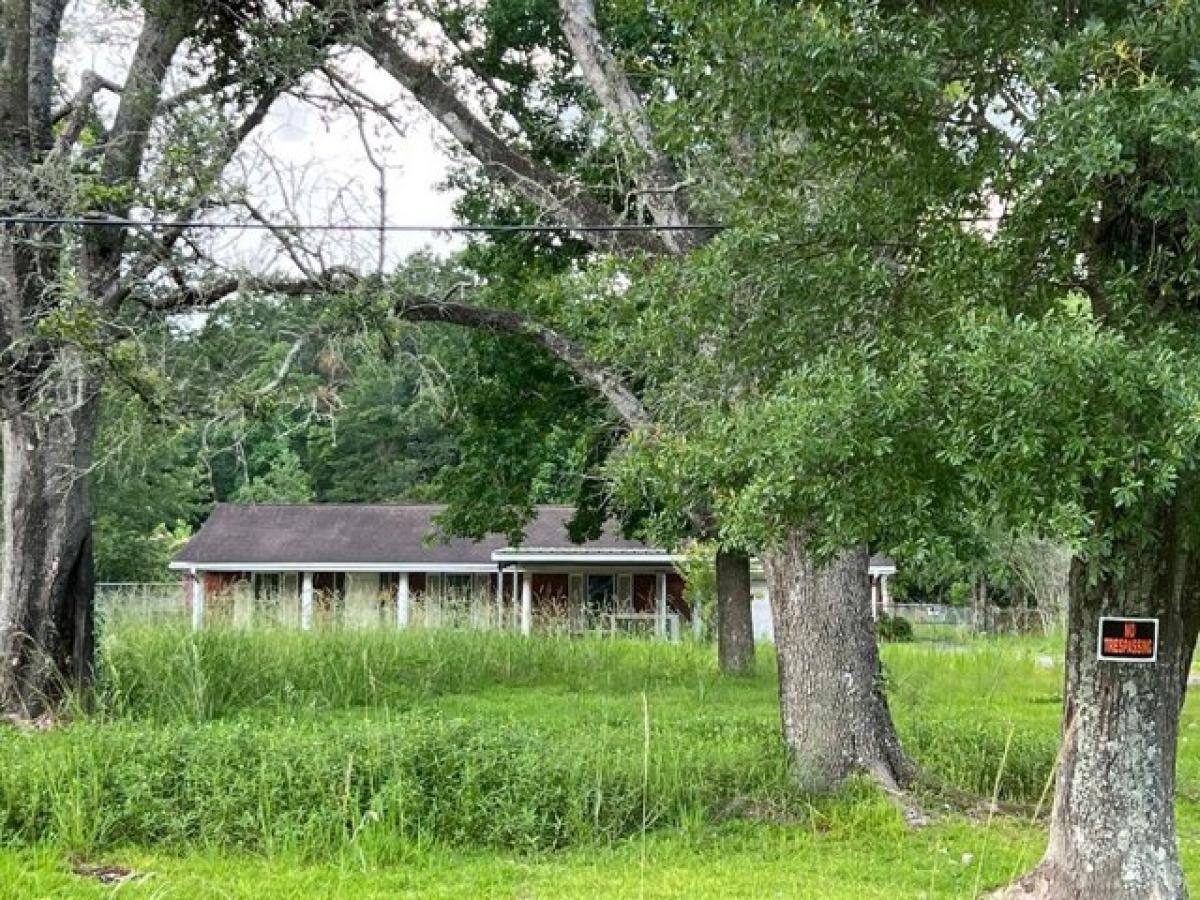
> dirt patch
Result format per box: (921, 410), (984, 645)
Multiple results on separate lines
(70, 858), (148, 886)
(2, 713), (56, 732)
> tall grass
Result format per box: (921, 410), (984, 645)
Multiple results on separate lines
(0, 626), (796, 858)
(0, 624), (1080, 861)
(95, 625), (726, 722)
(0, 713), (794, 858)
(884, 638), (1063, 800)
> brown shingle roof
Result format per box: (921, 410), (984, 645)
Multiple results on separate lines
(172, 503), (653, 567)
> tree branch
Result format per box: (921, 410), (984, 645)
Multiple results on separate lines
(98, 9), (191, 188)
(137, 274), (347, 314)
(358, 27), (669, 255)
(135, 266), (652, 428)
(395, 292), (652, 429)
(101, 81), (297, 311)
(28, 0), (69, 151)
(254, 333), (310, 396)
(80, 8), (192, 289)
(49, 70), (122, 161)
(557, 0), (705, 252)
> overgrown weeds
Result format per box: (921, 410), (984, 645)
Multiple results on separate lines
(0, 625), (1077, 862)
(0, 709), (795, 858)
(95, 625), (724, 723)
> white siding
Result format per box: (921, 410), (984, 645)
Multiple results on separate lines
(344, 572), (384, 629)
(751, 590), (774, 642)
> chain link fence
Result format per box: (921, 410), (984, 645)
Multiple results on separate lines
(891, 602), (1059, 634)
(96, 582), (188, 626)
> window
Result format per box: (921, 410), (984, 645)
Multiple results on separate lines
(445, 573), (473, 594)
(313, 572), (346, 599)
(254, 573), (281, 600)
(587, 575), (615, 614)
(616, 574), (633, 611)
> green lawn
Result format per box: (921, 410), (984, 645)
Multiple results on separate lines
(0, 627), (1196, 898)
(0, 814), (1044, 899)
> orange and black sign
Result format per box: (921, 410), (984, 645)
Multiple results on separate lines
(1097, 617), (1158, 663)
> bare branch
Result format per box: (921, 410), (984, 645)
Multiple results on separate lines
(254, 333), (310, 396)
(557, 0), (704, 252)
(50, 70), (121, 125)
(137, 273), (347, 314)
(233, 198), (321, 279)
(358, 27), (668, 255)
(45, 74), (118, 166)
(395, 293), (651, 429)
(317, 64), (410, 142)
(102, 81), (297, 311)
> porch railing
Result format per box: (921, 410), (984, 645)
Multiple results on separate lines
(598, 612), (682, 641)
(92, 582), (685, 640)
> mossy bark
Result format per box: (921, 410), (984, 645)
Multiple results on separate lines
(1000, 505), (1199, 899)
(764, 532), (915, 792)
(0, 380), (100, 718)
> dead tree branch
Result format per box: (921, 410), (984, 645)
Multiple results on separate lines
(556, 0), (704, 251)
(358, 28), (668, 255)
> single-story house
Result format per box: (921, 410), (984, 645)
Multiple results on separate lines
(170, 503), (692, 637)
(170, 503), (898, 640)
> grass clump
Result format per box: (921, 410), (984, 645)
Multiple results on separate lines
(1, 621), (1146, 892)
(877, 614), (913, 642)
(0, 712), (795, 858)
(95, 625), (723, 723)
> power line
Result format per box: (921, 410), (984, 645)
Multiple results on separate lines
(0, 215), (723, 234)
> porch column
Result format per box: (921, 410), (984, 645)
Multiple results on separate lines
(232, 575), (254, 629)
(870, 575), (879, 621)
(656, 572), (668, 639)
(300, 572), (314, 630)
(520, 572), (533, 636)
(511, 569), (519, 630)
(396, 571), (411, 629)
(190, 568), (205, 631)
(495, 568), (504, 630)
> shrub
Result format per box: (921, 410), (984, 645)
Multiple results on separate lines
(0, 714), (795, 857)
(877, 614), (914, 642)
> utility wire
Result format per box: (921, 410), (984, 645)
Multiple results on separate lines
(0, 215), (723, 234)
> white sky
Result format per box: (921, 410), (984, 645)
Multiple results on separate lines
(61, 1), (465, 274)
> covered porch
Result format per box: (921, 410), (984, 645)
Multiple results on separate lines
(183, 560), (690, 640)
(171, 504), (694, 640)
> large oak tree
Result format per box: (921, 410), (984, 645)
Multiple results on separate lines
(617, 0), (1200, 893)
(0, 0), (351, 715)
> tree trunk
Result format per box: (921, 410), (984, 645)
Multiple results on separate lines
(716, 549), (754, 674)
(764, 532), (915, 791)
(0, 375), (101, 719)
(999, 506), (1198, 899)
(975, 574), (992, 634)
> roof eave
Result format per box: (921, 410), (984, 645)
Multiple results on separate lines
(168, 561), (497, 573)
(491, 550), (680, 565)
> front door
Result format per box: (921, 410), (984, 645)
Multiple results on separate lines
(587, 574), (615, 617)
